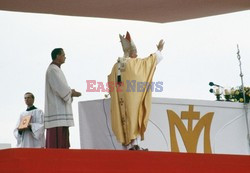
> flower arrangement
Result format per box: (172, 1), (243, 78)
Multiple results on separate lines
(210, 86), (250, 103)
(227, 87), (250, 103)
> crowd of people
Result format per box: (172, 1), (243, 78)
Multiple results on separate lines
(14, 32), (165, 150)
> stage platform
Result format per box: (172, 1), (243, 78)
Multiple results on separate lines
(0, 148), (250, 173)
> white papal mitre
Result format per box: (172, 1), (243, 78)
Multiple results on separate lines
(119, 31), (137, 57)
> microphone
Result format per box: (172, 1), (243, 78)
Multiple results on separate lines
(209, 82), (224, 88)
(209, 88), (214, 93)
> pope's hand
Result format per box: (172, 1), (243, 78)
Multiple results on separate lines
(157, 39), (164, 52)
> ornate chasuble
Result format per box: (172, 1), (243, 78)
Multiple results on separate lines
(108, 54), (157, 145)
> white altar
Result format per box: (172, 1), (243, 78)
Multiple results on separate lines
(78, 97), (250, 155)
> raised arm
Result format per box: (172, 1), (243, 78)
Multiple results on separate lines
(156, 39), (165, 64)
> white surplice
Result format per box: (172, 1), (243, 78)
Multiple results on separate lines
(14, 108), (45, 148)
(44, 64), (73, 129)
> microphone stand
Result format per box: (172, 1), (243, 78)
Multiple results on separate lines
(237, 44), (250, 147)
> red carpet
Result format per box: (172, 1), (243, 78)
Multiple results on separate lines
(0, 148), (249, 173)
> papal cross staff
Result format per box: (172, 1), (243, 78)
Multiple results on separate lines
(237, 44), (250, 147)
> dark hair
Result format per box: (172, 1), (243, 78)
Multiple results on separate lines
(51, 48), (63, 60)
(25, 92), (35, 99)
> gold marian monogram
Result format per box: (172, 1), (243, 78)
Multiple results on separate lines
(167, 105), (214, 153)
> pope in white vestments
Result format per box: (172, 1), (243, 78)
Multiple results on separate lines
(14, 92), (45, 148)
(108, 32), (164, 150)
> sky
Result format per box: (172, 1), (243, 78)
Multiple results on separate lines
(0, 10), (249, 149)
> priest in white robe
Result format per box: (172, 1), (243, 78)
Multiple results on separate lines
(14, 92), (45, 148)
(44, 48), (81, 148)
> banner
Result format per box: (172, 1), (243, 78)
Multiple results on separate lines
(78, 98), (250, 154)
